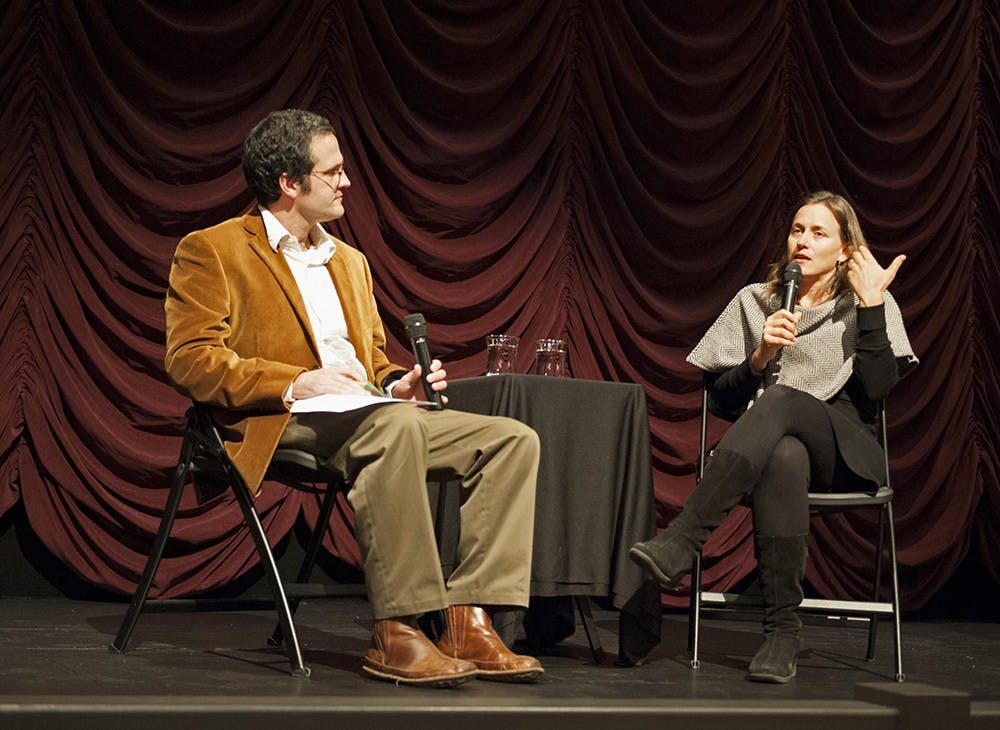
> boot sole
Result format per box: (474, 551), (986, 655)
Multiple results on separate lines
(476, 667), (545, 683)
(746, 669), (796, 684)
(628, 545), (684, 588)
(361, 664), (477, 688)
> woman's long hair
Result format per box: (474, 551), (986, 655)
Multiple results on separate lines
(765, 190), (869, 301)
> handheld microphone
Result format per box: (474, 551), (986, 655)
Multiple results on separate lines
(780, 263), (802, 313)
(403, 313), (443, 410)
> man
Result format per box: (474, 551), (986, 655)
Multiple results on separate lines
(164, 109), (543, 687)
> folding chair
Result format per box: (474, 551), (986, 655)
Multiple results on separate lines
(109, 403), (348, 678)
(686, 383), (904, 681)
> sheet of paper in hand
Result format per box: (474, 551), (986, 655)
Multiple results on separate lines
(290, 393), (436, 414)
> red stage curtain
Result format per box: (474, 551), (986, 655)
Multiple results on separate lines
(1, 0), (997, 609)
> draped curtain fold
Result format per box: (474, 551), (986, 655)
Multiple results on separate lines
(1, 0), (996, 609)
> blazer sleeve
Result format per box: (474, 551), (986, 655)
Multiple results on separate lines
(164, 231), (307, 411)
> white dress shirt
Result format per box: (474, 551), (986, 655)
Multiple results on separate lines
(260, 207), (368, 384)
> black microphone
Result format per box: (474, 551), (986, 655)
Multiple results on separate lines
(403, 313), (443, 410)
(780, 263), (802, 313)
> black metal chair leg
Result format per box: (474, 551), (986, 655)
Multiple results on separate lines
(298, 481), (340, 584)
(688, 386), (708, 668)
(689, 552), (702, 669)
(109, 430), (195, 655)
(866, 505), (888, 660)
(886, 503), (904, 682)
(270, 481), (339, 648)
(232, 479), (310, 678)
(573, 596), (605, 664)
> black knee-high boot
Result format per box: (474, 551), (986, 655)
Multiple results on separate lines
(629, 449), (759, 587)
(746, 533), (808, 683)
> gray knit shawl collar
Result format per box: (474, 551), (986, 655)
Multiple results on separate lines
(687, 284), (917, 402)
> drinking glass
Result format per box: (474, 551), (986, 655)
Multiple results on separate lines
(485, 334), (519, 375)
(532, 338), (567, 377)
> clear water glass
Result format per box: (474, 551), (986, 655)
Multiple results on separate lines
(485, 334), (519, 375)
(532, 338), (567, 377)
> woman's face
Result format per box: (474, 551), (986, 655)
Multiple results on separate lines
(786, 203), (850, 281)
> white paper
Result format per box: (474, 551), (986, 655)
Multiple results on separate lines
(290, 393), (400, 414)
(290, 393), (436, 414)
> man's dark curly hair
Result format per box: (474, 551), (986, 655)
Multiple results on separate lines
(242, 109), (336, 206)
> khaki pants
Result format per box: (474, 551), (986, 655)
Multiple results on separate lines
(279, 404), (539, 619)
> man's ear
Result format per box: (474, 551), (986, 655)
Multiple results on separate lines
(277, 173), (300, 199)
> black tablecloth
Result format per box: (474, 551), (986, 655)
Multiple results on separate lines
(445, 374), (661, 665)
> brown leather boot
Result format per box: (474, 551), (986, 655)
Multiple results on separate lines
(362, 617), (477, 687)
(438, 605), (544, 682)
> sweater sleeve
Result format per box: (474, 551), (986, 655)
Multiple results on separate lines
(853, 303), (900, 401)
(705, 359), (762, 421)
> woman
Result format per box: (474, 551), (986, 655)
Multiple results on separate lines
(630, 191), (917, 683)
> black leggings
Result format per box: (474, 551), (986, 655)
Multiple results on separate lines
(715, 385), (871, 536)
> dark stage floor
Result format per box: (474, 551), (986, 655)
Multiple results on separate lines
(1, 597), (998, 729)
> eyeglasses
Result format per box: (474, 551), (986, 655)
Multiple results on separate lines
(310, 167), (346, 191)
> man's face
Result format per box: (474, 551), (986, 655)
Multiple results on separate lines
(291, 132), (351, 225)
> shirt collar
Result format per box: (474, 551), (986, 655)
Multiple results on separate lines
(259, 206), (337, 259)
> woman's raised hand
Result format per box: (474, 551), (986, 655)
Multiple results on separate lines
(846, 248), (905, 307)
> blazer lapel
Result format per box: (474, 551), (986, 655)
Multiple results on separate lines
(242, 212), (322, 363)
(326, 245), (367, 372)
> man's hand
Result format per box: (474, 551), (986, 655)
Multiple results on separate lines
(291, 367), (371, 399)
(392, 359), (448, 403)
